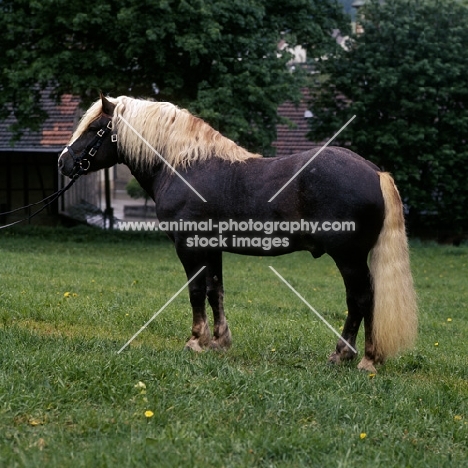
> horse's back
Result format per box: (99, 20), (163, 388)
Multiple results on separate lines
(229, 146), (385, 256)
(294, 147), (385, 256)
(250, 146), (384, 219)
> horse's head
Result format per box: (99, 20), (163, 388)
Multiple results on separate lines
(58, 95), (118, 178)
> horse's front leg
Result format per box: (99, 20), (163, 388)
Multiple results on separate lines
(185, 278), (212, 352)
(177, 249), (211, 352)
(206, 252), (231, 350)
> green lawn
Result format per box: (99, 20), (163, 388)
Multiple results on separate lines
(0, 227), (467, 467)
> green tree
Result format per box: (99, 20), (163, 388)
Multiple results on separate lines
(309, 0), (468, 232)
(0, 0), (347, 153)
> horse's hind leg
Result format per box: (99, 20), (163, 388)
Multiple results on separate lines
(206, 252), (231, 350)
(329, 254), (374, 369)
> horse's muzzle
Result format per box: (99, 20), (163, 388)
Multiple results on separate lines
(58, 148), (75, 177)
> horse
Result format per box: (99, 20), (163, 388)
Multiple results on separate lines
(58, 94), (417, 372)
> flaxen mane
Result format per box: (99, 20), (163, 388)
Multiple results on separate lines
(70, 99), (105, 144)
(70, 96), (261, 169)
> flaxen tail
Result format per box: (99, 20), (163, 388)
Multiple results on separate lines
(369, 172), (418, 361)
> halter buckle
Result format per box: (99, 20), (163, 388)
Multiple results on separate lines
(111, 134), (118, 143)
(97, 128), (105, 137)
(88, 147), (97, 157)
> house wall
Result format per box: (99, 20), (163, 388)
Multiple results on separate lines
(0, 152), (59, 225)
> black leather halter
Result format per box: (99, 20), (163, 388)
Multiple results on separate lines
(66, 118), (117, 178)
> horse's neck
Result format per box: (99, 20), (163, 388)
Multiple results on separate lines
(125, 162), (161, 201)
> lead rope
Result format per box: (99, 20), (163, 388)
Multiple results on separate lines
(0, 175), (80, 230)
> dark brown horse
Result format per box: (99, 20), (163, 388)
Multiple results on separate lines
(58, 95), (417, 372)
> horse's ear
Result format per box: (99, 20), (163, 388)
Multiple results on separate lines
(100, 93), (115, 117)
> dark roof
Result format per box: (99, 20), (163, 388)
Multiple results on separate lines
(0, 92), (80, 152)
(273, 92), (320, 157)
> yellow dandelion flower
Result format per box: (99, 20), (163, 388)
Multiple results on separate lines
(63, 292), (71, 298)
(144, 410), (154, 418)
(368, 373), (376, 379)
(434, 342), (439, 346)
(454, 415), (462, 421)
(360, 433), (367, 439)
(134, 381), (146, 389)
(447, 318), (452, 322)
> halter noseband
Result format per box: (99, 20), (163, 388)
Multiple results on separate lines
(66, 118), (118, 178)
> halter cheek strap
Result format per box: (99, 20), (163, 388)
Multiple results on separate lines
(69, 119), (118, 177)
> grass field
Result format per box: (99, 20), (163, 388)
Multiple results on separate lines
(0, 226), (467, 467)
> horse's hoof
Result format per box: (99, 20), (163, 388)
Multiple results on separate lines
(357, 356), (377, 373)
(209, 341), (224, 351)
(215, 334), (232, 350)
(184, 340), (205, 353)
(328, 352), (341, 365)
(209, 340), (231, 352)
